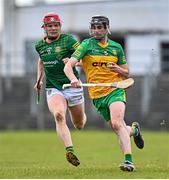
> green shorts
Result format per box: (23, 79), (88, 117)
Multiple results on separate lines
(93, 88), (126, 121)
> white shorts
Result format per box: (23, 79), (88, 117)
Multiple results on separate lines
(46, 87), (84, 107)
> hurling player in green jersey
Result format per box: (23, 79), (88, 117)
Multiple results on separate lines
(34, 12), (86, 167)
(64, 15), (144, 171)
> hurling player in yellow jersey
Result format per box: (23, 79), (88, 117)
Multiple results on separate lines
(34, 12), (87, 167)
(64, 15), (144, 171)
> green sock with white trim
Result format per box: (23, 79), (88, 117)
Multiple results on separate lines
(125, 154), (133, 163)
(65, 146), (74, 153)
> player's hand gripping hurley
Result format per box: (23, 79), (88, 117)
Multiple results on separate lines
(62, 78), (134, 89)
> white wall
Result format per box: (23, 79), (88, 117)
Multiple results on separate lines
(1, 0), (169, 76)
(126, 34), (169, 75)
(16, 0), (169, 35)
(126, 35), (159, 75)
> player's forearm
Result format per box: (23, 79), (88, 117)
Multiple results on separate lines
(37, 60), (44, 82)
(117, 68), (129, 78)
(114, 64), (129, 78)
(107, 62), (129, 78)
(64, 57), (78, 81)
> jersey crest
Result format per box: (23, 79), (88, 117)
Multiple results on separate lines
(55, 46), (61, 53)
(112, 49), (117, 56)
(46, 47), (52, 54)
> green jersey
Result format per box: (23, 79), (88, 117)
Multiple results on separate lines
(35, 33), (80, 90)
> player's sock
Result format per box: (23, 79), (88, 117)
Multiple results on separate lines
(65, 146), (74, 153)
(124, 154), (133, 163)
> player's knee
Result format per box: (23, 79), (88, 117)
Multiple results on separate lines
(74, 114), (87, 130)
(75, 123), (83, 130)
(74, 121), (85, 130)
(110, 120), (121, 131)
(54, 111), (65, 123)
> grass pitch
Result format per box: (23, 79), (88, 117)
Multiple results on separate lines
(0, 130), (169, 178)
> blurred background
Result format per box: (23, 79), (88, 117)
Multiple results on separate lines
(0, 0), (168, 131)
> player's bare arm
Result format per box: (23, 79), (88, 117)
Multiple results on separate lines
(107, 62), (129, 78)
(34, 58), (44, 91)
(64, 57), (81, 87)
(63, 58), (82, 66)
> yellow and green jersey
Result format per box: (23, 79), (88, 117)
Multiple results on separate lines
(72, 37), (127, 99)
(35, 33), (80, 90)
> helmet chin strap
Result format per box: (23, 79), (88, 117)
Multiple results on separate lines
(47, 36), (58, 40)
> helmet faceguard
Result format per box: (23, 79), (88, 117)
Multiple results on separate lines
(89, 15), (110, 40)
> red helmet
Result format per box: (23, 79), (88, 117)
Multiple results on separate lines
(41, 12), (61, 27)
